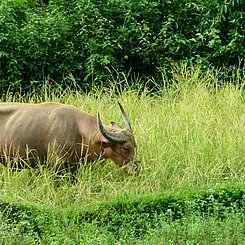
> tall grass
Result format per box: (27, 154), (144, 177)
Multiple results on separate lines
(0, 65), (244, 208)
(137, 212), (245, 245)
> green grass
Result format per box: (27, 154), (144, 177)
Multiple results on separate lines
(0, 185), (244, 244)
(1, 213), (244, 245)
(1, 212), (243, 245)
(0, 66), (244, 207)
(0, 65), (244, 243)
(137, 213), (245, 245)
(0, 184), (244, 244)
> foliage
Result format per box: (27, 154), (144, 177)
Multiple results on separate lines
(0, 66), (244, 206)
(77, 185), (244, 237)
(0, 0), (244, 92)
(0, 184), (244, 243)
(0, 68), (244, 242)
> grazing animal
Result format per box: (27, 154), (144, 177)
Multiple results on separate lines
(0, 102), (138, 172)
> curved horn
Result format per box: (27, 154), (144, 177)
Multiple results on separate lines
(118, 102), (133, 131)
(97, 112), (127, 143)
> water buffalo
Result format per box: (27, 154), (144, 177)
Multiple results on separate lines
(0, 102), (138, 172)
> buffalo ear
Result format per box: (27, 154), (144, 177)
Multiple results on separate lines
(111, 121), (122, 129)
(100, 140), (112, 149)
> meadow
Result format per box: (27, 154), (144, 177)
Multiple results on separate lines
(0, 65), (244, 244)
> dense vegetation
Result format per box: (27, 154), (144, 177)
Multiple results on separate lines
(0, 185), (244, 244)
(0, 0), (244, 91)
(0, 66), (244, 243)
(0, 0), (244, 243)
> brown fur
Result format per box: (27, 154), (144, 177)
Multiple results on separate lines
(0, 102), (138, 171)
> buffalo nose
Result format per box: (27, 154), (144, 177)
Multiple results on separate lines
(133, 159), (140, 171)
(123, 160), (139, 173)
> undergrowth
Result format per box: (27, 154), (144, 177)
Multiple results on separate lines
(0, 184), (244, 244)
(0, 65), (244, 243)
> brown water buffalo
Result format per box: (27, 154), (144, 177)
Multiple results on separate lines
(0, 102), (138, 172)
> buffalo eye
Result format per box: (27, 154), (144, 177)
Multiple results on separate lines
(122, 147), (130, 152)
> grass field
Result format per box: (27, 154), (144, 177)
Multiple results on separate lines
(0, 65), (244, 243)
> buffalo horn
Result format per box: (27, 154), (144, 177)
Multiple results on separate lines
(118, 102), (132, 132)
(97, 112), (127, 143)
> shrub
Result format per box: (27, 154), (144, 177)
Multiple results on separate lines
(0, 0), (244, 92)
(0, 184), (244, 240)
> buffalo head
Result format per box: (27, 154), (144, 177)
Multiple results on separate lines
(97, 103), (139, 172)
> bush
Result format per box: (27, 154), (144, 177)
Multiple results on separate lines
(0, 0), (244, 92)
(0, 184), (244, 240)
(77, 185), (244, 237)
